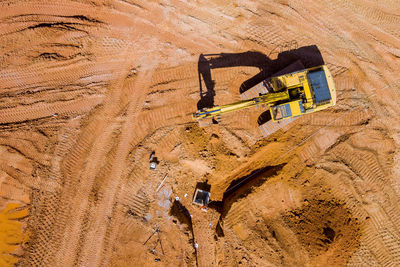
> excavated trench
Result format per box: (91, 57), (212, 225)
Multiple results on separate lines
(206, 160), (361, 263)
(209, 164), (286, 234)
(168, 199), (197, 262)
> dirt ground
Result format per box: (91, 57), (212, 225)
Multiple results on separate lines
(1, 0), (400, 266)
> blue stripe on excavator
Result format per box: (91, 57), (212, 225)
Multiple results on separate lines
(199, 109), (221, 116)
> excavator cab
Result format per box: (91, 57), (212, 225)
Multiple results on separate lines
(270, 65), (336, 122)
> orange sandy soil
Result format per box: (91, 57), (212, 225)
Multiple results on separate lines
(1, 0), (400, 266)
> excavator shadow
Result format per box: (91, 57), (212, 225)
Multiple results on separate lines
(196, 45), (325, 115)
(257, 109), (272, 126)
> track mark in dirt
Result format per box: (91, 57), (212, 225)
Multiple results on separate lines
(74, 68), (157, 267)
(0, 95), (103, 124)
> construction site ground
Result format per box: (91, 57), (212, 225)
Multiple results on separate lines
(1, 0), (400, 266)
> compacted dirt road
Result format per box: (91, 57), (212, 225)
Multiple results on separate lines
(1, 0), (400, 266)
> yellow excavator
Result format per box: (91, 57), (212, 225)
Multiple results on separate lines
(193, 65), (336, 123)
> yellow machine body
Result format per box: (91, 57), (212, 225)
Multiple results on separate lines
(193, 65), (336, 122)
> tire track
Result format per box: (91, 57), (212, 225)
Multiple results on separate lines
(321, 141), (400, 266)
(0, 95), (103, 124)
(75, 68), (156, 266)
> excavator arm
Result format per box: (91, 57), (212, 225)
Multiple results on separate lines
(193, 91), (289, 120)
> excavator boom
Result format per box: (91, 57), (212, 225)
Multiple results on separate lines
(193, 91), (289, 120)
